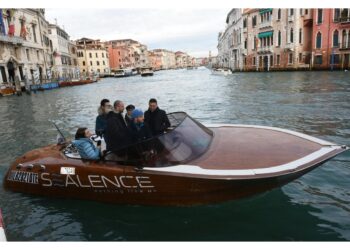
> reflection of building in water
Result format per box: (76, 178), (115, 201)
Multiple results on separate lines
(0, 9), (52, 86)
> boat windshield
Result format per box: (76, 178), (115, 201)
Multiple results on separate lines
(107, 112), (213, 167)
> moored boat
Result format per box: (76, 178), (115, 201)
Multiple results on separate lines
(3, 112), (348, 206)
(140, 67), (154, 77)
(59, 79), (94, 88)
(0, 86), (16, 96)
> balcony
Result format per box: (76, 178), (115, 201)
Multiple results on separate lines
(257, 46), (273, 54)
(0, 35), (24, 45)
(339, 16), (350, 24)
(241, 48), (247, 55)
(243, 27), (247, 33)
(288, 15), (294, 22)
(259, 20), (273, 29)
(285, 43), (294, 51)
(339, 43), (350, 50)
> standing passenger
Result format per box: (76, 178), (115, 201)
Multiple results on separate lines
(95, 99), (112, 137)
(144, 98), (170, 136)
(125, 104), (135, 128)
(105, 100), (133, 154)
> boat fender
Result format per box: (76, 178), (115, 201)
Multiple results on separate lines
(16, 164), (23, 169)
(26, 164), (34, 170)
(39, 165), (46, 171)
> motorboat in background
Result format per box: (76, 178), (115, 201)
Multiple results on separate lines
(211, 68), (232, 76)
(3, 112), (348, 206)
(113, 69), (133, 78)
(140, 67), (154, 77)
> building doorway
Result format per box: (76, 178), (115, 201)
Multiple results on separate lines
(263, 56), (269, 71)
(344, 54), (350, 69)
(0, 66), (7, 83)
(7, 61), (15, 84)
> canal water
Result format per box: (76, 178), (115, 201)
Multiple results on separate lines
(0, 68), (349, 241)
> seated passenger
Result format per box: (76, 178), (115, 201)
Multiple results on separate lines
(125, 104), (135, 128)
(95, 99), (112, 137)
(72, 127), (101, 160)
(130, 109), (152, 142)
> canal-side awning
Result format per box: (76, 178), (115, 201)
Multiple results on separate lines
(258, 31), (273, 38)
(259, 9), (273, 14)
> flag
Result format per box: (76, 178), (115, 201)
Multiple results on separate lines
(0, 9), (6, 35)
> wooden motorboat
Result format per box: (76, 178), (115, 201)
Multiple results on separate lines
(3, 112), (348, 206)
(0, 86), (16, 96)
(140, 67), (154, 77)
(0, 208), (6, 242)
(59, 79), (94, 87)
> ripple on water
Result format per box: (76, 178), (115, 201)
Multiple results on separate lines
(0, 69), (349, 241)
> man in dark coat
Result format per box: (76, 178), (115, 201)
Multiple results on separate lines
(144, 98), (171, 136)
(125, 104), (135, 128)
(104, 100), (133, 153)
(95, 99), (112, 137)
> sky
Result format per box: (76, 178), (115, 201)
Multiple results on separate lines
(45, 9), (231, 58)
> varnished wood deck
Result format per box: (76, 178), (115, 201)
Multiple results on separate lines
(192, 127), (323, 170)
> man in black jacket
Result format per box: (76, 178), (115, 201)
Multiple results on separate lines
(104, 100), (133, 154)
(144, 98), (171, 136)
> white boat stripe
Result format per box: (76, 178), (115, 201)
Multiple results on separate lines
(204, 124), (336, 146)
(144, 146), (341, 176)
(0, 228), (6, 242)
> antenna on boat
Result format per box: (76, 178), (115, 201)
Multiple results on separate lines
(52, 122), (67, 144)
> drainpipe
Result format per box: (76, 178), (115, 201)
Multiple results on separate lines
(327, 9), (331, 70)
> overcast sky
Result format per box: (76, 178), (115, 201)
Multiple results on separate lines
(45, 9), (231, 57)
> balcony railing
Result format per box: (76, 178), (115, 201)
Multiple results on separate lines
(285, 43), (294, 50)
(257, 46), (273, 53)
(0, 35), (24, 45)
(288, 15), (294, 22)
(243, 27), (247, 33)
(339, 43), (350, 50)
(340, 16), (350, 23)
(241, 48), (247, 55)
(259, 20), (273, 29)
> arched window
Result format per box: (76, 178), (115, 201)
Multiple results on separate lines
(290, 28), (294, 43)
(278, 30), (281, 46)
(278, 9), (281, 20)
(290, 9), (294, 16)
(333, 30), (339, 47)
(342, 30), (346, 48)
(299, 28), (302, 44)
(316, 32), (322, 49)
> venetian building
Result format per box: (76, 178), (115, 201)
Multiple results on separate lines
(48, 24), (80, 79)
(223, 9), (243, 71)
(311, 8), (350, 70)
(150, 49), (176, 69)
(105, 39), (149, 70)
(175, 51), (188, 68)
(76, 38), (110, 76)
(0, 8), (51, 86)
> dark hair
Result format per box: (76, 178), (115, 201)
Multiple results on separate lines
(75, 127), (87, 140)
(100, 99), (110, 107)
(149, 98), (157, 104)
(126, 104), (135, 111)
(114, 100), (122, 108)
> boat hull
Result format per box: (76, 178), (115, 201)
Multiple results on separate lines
(2, 145), (345, 206)
(3, 123), (348, 206)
